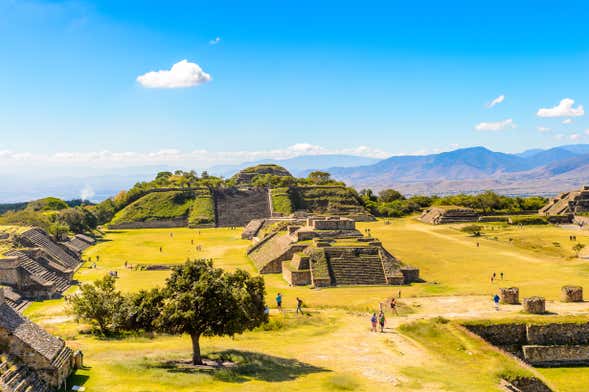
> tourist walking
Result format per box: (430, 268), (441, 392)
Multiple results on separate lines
(370, 313), (377, 332)
(276, 293), (282, 310)
(296, 297), (304, 315)
(500, 272), (504, 280)
(493, 294), (500, 310)
(378, 311), (386, 332)
(390, 297), (399, 316)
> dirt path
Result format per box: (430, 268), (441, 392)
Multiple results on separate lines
(308, 295), (589, 390)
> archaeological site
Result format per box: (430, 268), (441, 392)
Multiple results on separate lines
(246, 216), (419, 286)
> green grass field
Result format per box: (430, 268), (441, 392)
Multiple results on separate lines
(22, 218), (589, 391)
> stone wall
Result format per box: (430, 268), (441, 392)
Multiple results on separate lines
(310, 218), (355, 231)
(526, 323), (589, 345)
(282, 263), (311, 286)
(109, 218), (188, 229)
(400, 266), (420, 283)
(523, 345), (589, 366)
(464, 323), (527, 346)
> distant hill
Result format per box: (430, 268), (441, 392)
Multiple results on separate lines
(208, 154), (381, 178)
(328, 145), (589, 196)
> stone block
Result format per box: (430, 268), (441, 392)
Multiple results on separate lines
(500, 287), (520, 304)
(523, 296), (546, 314)
(561, 285), (583, 302)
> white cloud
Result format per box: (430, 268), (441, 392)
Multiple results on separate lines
(562, 118), (573, 124)
(554, 134), (565, 140)
(570, 134), (581, 141)
(136, 60), (211, 88)
(537, 126), (551, 133)
(209, 37), (221, 45)
(486, 94), (505, 108)
(449, 143), (460, 149)
(0, 144), (391, 172)
(586, 129), (589, 136)
(474, 118), (516, 131)
(536, 98), (584, 118)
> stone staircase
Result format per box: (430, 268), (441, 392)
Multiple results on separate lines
(2, 287), (30, 313)
(20, 229), (80, 269)
(328, 253), (387, 285)
(6, 250), (71, 292)
(214, 188), (271, 227)
(0, 353), (51, 392)
(51, 346), (73, 369)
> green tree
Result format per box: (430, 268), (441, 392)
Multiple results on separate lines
(378, 189), (405, 202)
(127, 288), (165, 332)
(155, 260), (267, 365)
(307, 171), (331, 184)
(48, 222), (70, 241)
(67, 275), (128, 335)
(58, 207), (97, 233)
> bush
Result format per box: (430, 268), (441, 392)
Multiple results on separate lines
(461, 225), (483, 236)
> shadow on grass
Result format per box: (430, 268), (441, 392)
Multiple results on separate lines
(154, 350), (330, 383)
(68, 368), (90, 387)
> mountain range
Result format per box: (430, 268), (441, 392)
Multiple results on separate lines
(327, 144), (589, 196)
(2, 145), (589, 203)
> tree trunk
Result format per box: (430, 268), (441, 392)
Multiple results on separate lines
(190, 333), (203, 365)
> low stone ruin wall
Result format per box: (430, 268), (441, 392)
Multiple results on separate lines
(526, 323), (589, 346)
(109, 219), (187, 229)
(523, 345), (589, 367)
(282, 265), (311, 286)
(400, 267), (420, 283)
(466, 321), (589, 368)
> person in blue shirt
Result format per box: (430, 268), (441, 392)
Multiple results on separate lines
(493, 294), (500, 310)
(276, 293), (282, 310)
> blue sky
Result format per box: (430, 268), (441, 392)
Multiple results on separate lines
(1, 0), (589, 171)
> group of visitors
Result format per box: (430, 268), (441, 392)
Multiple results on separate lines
(490, 271), (504, 283)
(369, 296), (400, 333)
(570, 235), (578, 241)
(275, 293), (305, 315)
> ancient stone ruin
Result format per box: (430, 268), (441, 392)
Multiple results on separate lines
(0, 288), (81, 391)
(0, 228), (87, 311)
(539, 186), (589, 217)
(523, 296), (546, 314)
(246, 216), (419, 286)
(561, 285), (583, 303)
(500, 287), (520, 304)
(466, 320), (589, 369)
(419, 206), (479, 225)
(108, 165), (374, 229)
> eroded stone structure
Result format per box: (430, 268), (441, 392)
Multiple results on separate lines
(247, 217), (419, 286)
(540, 186), (589, 216)
(0, 288), (81, 391)
(500, 287), (520, 304)
(561, 285), (583, 302)
(419, 207), (479, 225)
(466, 321), (589, 369)
(523, 296), (546, 314)
(0, 228), (86, 310)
